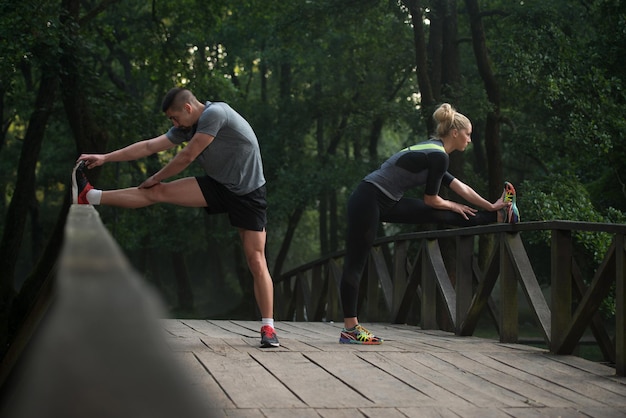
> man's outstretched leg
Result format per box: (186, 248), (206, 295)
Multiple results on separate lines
(239, 228), (279, 348)
(72, 160), (207, 208)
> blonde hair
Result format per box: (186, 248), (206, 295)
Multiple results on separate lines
(432, 103), (471, 138)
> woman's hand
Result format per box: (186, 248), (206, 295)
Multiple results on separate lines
(492, 195), (511, 212)
(452, 202), (478, 220)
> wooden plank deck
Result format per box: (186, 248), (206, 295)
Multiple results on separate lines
(164, 320), (626, 418)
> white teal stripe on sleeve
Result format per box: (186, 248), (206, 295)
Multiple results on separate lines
(400, 143), (445, 152)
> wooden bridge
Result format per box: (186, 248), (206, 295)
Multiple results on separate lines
(276, 221), (626, 376)
(0, 206), (624, 417)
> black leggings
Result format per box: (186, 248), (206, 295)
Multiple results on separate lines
(340, 181), (497, 318)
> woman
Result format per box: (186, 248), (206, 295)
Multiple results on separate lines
(339, 103), (520, 344)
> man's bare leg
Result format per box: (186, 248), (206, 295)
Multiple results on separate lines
(99, 177), (207, 208)
(238, 228), (274, 318)
(239, 228), (279, 347)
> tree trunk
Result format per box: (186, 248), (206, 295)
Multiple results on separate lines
(234, 242), (256, 319)
(0, 69), (58, 313)
(465, 0), (503, 200)
(329, 190), (338, 252)
(427, 4), (443, 98)
(7, 196), (71, 352)
(440, 0), (461, 97)
(59, 0), (109, 156)
(465, 0), (503, 269)
(368, 117), (384, 161)
(204, 214), (226, 293)
(272, 204), (305, 278)
(0, 88), (9, 151)
(172, 251), (194, 313)
(403, 0), (436, 132)
(431, 0), (464, 182)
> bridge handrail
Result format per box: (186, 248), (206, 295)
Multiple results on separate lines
(1, 205), (207, 416)
(279, 221), (626, 281)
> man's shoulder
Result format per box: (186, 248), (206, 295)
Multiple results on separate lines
(203, 101), (227, 115)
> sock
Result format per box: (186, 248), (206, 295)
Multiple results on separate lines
(86, 189), (102, 205)
(261, 318), (274, 329)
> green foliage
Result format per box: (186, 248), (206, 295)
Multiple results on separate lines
(2, 0), (625, 320)
(521, 173), (624, 316)
(521, 174), (624, 260)
(487, 0), (625, 198)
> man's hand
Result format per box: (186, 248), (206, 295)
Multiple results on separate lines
(77, 154), (106, 169)
(138, 175), (160, 189)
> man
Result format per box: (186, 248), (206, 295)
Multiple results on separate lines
(73, 87), (280, 347)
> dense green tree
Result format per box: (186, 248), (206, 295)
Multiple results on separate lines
(1, 0), (624, 356)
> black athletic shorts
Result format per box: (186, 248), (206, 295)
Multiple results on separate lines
(196, 176), (267, 231)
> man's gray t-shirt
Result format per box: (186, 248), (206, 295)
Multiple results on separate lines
(166, 101), (265, 196)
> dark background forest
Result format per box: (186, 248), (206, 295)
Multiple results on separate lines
(1, 0), (625, 356)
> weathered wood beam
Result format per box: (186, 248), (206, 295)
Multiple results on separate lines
(4, 205), (207, 417)
(506, 233), (551, 342)
(458, 241), (500, 336)
(455, 235), (474, 334)
(554, 242), (616, 355)
(551, 229), (572, 351)
(616, 234), (625, 376)
(500, 233), (518, 343)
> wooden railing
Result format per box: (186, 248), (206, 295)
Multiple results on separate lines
(1, 205), (207, 417)
(275, 221), (626, 376)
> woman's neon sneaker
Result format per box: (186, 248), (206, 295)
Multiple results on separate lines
(501, 181), (520, 223)
(339, 324), (383, 345)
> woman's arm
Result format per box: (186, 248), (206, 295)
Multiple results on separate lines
(423, 178), (508, 220)
(449, 178), (507, 212)
(423, 193), (478, 220)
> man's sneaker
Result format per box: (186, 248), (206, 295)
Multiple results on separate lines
(260, 325), (280, 348)
(71, 160), (94, 204)
(339, 324), (383, 345)
(501, 181), (520, 223)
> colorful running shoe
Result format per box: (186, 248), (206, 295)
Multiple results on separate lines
(501, 181), (520, 223)
(339, 324), (383, 345)
(71, 160), (94, 204)
(260, 325), (280, 348)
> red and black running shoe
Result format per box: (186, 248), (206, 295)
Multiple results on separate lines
(71, 160), (94, 204)
(260, 325), (280, 348)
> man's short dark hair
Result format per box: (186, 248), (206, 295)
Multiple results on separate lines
(161, 88), (190, 112)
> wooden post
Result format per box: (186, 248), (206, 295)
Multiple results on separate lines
(616, 234), (625, 376)
(421, 241), (437, 329)
(311, 264), (323, 321)
(326, 259), (342, 322)
(295, 272), (306, 321)
(500, 233), (518, 343)
(367, 249), (380, 320)
(456, 235), (474, 335)
(551, 229), (572, 352)
(392, 240), (409, 322)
